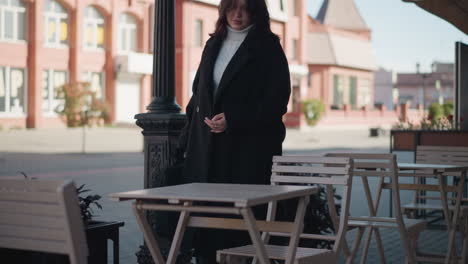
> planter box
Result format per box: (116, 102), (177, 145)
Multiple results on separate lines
(86, 221), (124, 264)
(391, 130), (468, 152)
(1, 221), (124, 264)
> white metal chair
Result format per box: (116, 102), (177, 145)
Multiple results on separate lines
(326, 153), (427, 264)
(0, 179), (88, 264)
(217, 155), (354, 264)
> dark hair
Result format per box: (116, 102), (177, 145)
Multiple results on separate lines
(210, 0), (275, 39)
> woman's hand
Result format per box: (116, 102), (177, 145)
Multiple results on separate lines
(204, 113), (227, 133)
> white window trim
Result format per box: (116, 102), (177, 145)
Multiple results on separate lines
(0, 0), (27, 42)
(83, 71), (106, 100)
(44, 1), (69, 48)
(118, 14), (137, 54)
(0, 66), (28, 117)
(42, 69), (68, 116)
(194, 19), (203, 47)
(84, 7), (105, 51)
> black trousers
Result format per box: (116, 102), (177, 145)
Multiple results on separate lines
(191, 135), (267, 264)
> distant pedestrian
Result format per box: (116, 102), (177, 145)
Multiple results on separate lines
(178, 0), (291, 262)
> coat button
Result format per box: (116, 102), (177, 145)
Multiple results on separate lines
(196, 106), (199, 112)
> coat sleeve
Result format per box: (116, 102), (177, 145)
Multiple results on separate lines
(224, 37), (291, 132)
(178, 68), (200, 153)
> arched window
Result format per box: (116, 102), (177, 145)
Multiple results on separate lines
(0, 0), (27, 41)
(44, 0), (69, 46)
(118, 13), (137, 53)
(84, 6), (105, 49)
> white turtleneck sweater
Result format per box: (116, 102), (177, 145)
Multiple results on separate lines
(212, 25), (253, 97)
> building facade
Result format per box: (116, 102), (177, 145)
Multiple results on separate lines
(0, 0), (378, 129)
(374, 67), (395, 110)
(303, 0), (377, 127)
(396, 62), (455, 109)
(0, 0), (154, 129)
(0, 0), (309, 129)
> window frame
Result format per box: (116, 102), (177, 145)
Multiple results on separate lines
(84, 6), (105, 51)
(0, 0), (27, 43)
(291, 39), (298, 60)
(118, 13), (138, 54)
(292, 0), (298, 16)
(42, 69), (68, 116)
(82, 71), (106, 100)
(0, 66), (28, 117)
(43, 0), (69, 48)
(194, 19), (203, 47)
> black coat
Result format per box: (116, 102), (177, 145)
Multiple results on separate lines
(180, 27), (291, 186)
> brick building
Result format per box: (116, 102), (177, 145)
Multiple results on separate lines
(396, 62), (454, 109)
(0, 0), (377, 129)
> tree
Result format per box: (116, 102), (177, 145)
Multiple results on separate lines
(55, 82), (110, 128)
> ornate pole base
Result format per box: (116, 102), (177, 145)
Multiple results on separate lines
(134, 112), (194, 264)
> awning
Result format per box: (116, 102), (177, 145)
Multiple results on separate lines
(403, 0), (468, 34)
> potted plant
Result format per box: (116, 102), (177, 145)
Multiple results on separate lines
(77, 184), (124, 264)
(391, 102), (468, 152)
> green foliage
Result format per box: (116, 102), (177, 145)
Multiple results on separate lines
(55, 82), (111, 128)
(428, 103), (444, 123)
(394, 102), (457, 130)
(302, 99), (326, 126)
(76, 184), (102, 225)
(443, 101), (454, 117)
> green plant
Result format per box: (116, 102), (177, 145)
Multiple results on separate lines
(76, 184), (102, 225)
(443, 101), (454, 117)
(55, 81), (110, 128)
(302, 99), (326, 126)
(18, 172), (102, 225)
(428, 103), (444, 124)
(394, 102), (458, 131)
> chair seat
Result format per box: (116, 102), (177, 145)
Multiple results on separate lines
(403, 203), (468, 216)
(349, 217), (427, 233)
(217, 244), (336, 263)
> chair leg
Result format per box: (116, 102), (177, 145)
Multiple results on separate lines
(374, 229), (386, 264)
(346, 227), (365, 264)
(406, 231), (421, 264)
(217, 252), (226, 264)
(461, 216), (468, 264)
(359, 228), (373, 264)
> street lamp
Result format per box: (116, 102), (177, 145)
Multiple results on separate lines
(416, 62), (429, 110)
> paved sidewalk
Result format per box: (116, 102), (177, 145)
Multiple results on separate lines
(0, 125), (389, 153)
(0, 126), (144, 153)
(3, 125), (428, 264)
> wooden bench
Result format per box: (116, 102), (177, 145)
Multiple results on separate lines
(0, 179), (88, 264)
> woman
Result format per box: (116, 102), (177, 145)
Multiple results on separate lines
(179, 0), (291, 262)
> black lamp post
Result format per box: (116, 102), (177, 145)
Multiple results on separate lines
(134, 0), (188, 263)
(416, 62), (429, 110)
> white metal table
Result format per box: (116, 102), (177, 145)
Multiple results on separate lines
(109, 183), (318, 264)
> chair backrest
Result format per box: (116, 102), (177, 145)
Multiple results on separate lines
(0, 179), (88, 264)
(416, 145), (468, 202)
(416, 145), (468, 166)
(269, 155), (353, 253)
(324, 153), (409, 240)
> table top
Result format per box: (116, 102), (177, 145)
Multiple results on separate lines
(109, 183), (318, 207)
(398, 162), (468, 172)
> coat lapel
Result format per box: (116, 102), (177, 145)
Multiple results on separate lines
(202, 37), (222, 105)
(214, 31), (255, 105)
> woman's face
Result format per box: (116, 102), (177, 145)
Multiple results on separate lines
(226, 0), (252, 30)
